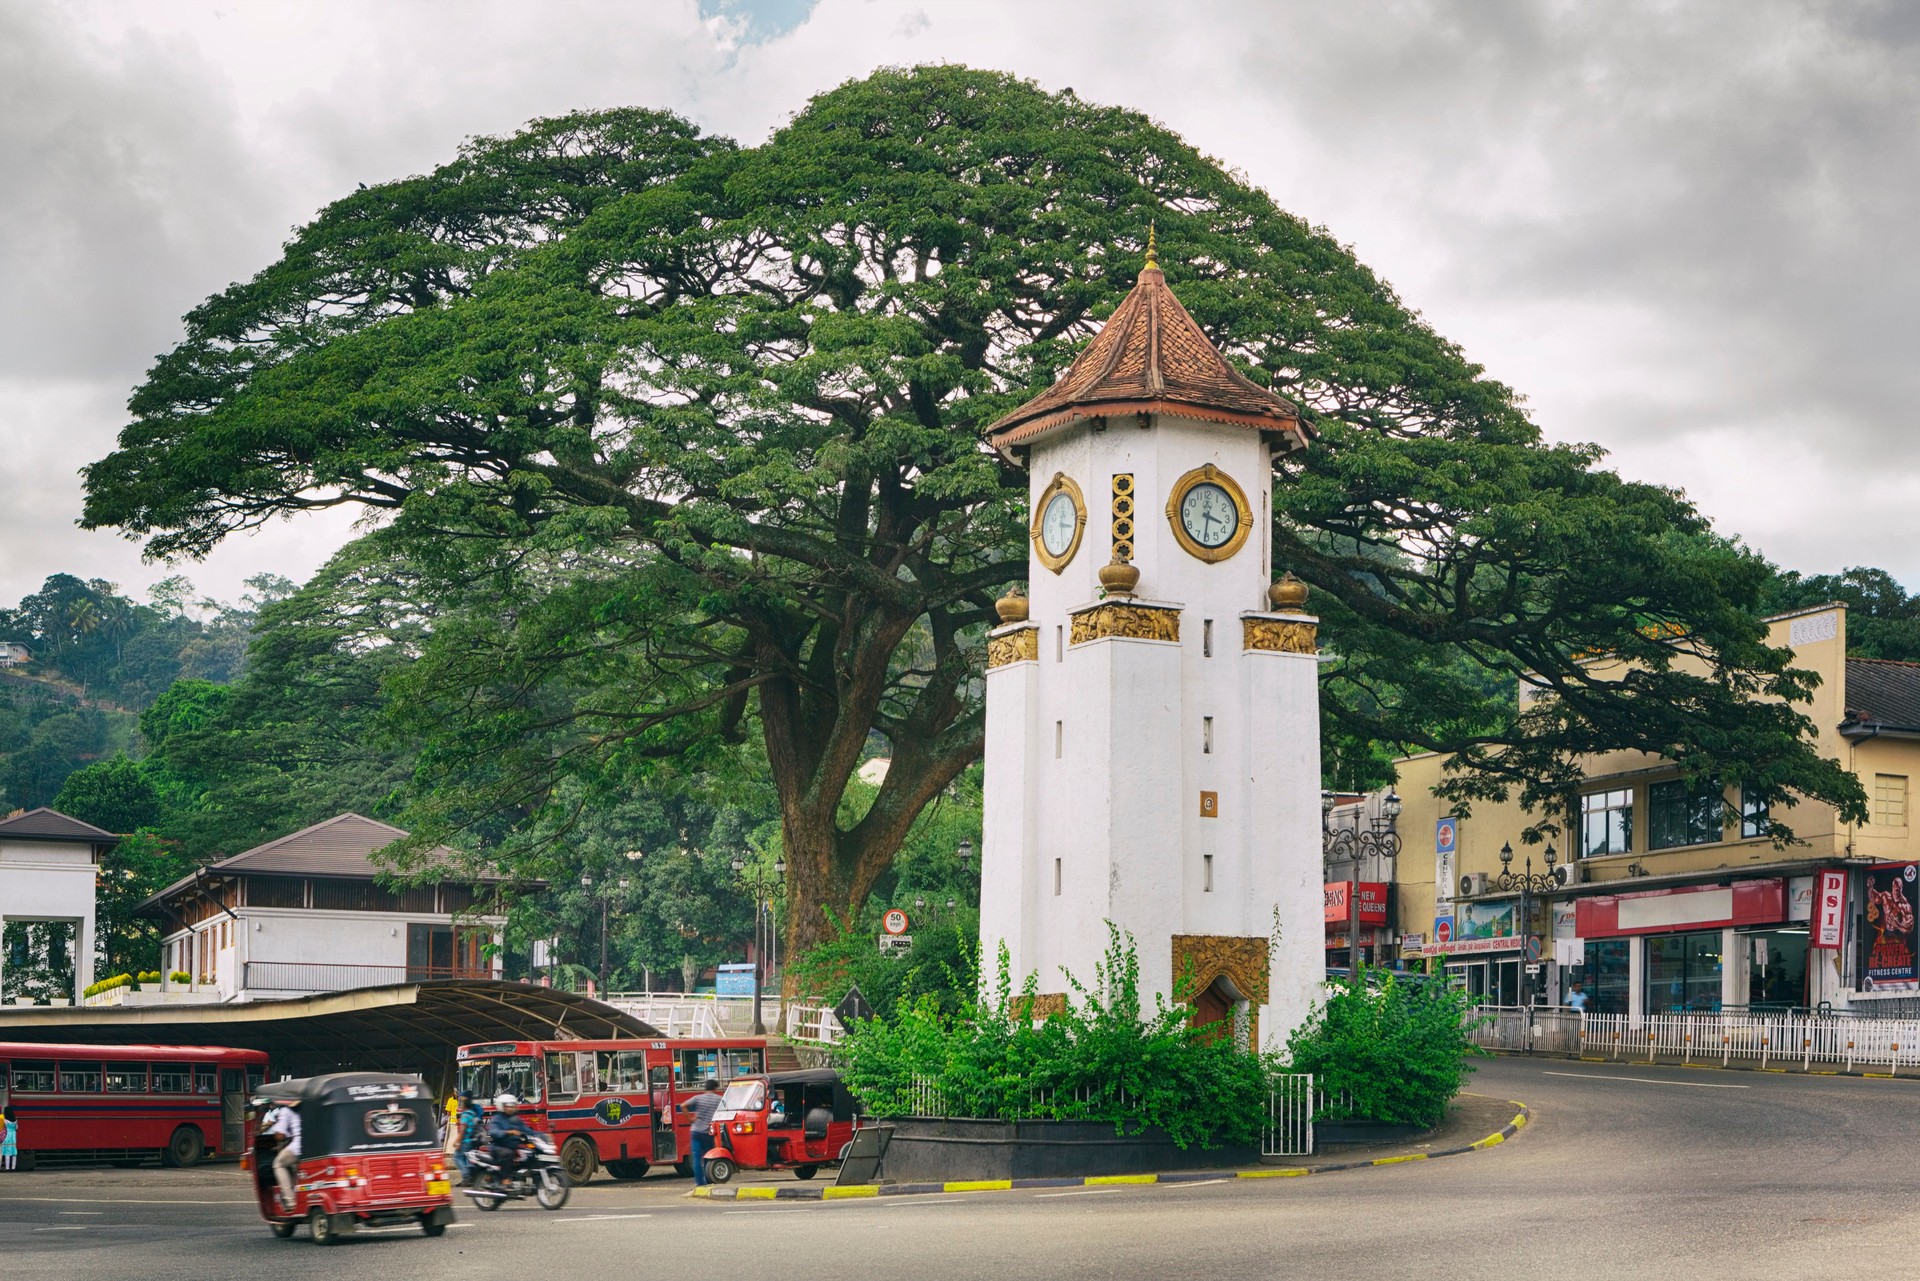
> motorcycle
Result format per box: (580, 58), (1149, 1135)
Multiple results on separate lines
(463, 1132), (570, 1211)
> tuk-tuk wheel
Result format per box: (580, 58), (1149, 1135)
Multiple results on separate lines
(706, 1156), (736, 1185)
(309, 1208), (341, 1246)
(793, 1165), (819, 1180)
(421, 1214), (447, 1238)
(271, 1221), (297, 1239)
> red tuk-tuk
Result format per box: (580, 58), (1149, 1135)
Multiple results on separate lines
(704, 1068), (860, 1184)
(246, 1072), (455, 1244)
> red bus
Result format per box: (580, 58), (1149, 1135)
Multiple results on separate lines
(0, 1042), (268, 1169)
(456, 1036), (765, 1184)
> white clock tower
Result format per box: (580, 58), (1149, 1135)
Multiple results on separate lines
(978, 239), (1325, 1049)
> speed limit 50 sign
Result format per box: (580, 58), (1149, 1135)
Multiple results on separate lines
(882, 908), (911, 936)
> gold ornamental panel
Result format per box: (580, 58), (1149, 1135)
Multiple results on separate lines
(1172, 933), (1270, 1045)
(1069, 602), (1180, 645)
(1242, 617), (1317, 655)
(1110, 472), (1135, 562)
(987, 625), (1039, 669)
(1019, 992), (1069, 1020)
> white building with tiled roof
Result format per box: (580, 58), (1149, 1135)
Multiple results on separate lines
(136, 813), (512, 1003)
(0, 808), (118, 1003)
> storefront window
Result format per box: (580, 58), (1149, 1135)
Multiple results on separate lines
(1577, 939), (1631, 1015)
(1646, 931), (1724, 1013)
(1743, 929), (1808, 1010)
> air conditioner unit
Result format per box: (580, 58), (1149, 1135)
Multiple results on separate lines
(1554, 862), (1585, 888)
(1459, 872), (1489, 897)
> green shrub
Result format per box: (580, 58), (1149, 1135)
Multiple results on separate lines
(136, 970), (161, 984)
(82, 973), (134, 998)
(837, 924), (1276, 1150)
(1284, 968), (1489, 1128)
(168, 970), (191, 984)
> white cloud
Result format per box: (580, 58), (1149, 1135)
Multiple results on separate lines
(6, 0), (1919, 607)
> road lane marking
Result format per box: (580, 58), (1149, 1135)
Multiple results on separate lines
(1543, 1070), (1749, 1089)
(1033, 1188), (1122, 1198)
(33, 1227), (89, 1232)
(555, 1214), (654, 1221)
(57, 1211), (104, 1216)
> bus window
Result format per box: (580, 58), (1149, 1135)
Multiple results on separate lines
(152, 1065), (191, 1093)
(723, 1048), (763, 1079)
(13, 1061), (55, 1093)
(104, 1065), (148, 1093)
(59, 1063), (102, 1093)
(675, 1049), (719, 1087)
(544, 1051), (581, 1101)
(460, 1057), (539, 1105)
(193, 1066), (217, 1095)
(596, 1050), (646, 1092)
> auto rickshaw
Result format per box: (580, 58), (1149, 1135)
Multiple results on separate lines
(246, 1072), (456, 1244)
(704, 1068), (860, 1184)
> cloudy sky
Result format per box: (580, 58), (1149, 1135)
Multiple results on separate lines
(4, 0), (1918, 609)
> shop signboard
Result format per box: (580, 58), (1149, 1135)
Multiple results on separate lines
(1426, 900), (1524, 954)
(1862, 864), (1919, 989)
(1813, 870), (1846, 950)
(1323, 882), (1390, 925)
(1435, 818), (1459, 917)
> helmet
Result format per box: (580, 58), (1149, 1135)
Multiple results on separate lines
(495, 1093), (521, 1112)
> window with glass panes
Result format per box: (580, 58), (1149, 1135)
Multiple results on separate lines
(1740, 788), (1770, 839)
(1874, 774), (1909, 830)
(1581, 788), (1633, 858)
(1645, 931), (1724, 1013)
(1648, 780), (1724, 849)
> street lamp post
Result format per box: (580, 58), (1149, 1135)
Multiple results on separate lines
(1322, 790), (1403, 971)
(1493, 842), (1558, 1009)
(731, 856), (786, 1036)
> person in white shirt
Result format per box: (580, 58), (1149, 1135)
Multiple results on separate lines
(267, 1105), (302, 1210)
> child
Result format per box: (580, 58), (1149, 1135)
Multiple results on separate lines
(2, 1105), (17, 1172)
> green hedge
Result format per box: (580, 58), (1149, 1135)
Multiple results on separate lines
(837, 925), (1275, 1150)
(1284, 968), (1489, 1128)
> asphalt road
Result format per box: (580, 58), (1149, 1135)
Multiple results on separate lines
(3, 1056), (1917, 1280)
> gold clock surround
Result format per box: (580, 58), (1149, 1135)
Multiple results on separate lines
(1031, 472), (1088, 574)
(1165, 464), (1254, 563)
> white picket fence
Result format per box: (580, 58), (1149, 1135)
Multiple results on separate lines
(1469, 1005), (1920, 1074)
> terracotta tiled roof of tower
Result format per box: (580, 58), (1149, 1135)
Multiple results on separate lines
(986, 236), (1308, 459)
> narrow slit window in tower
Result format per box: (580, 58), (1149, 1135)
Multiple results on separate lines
(1054, 858), (1063, 896)
(1203, 716), (1214, 754)
(1204, 855), (1214, 893)
(1056, 625), (1064, 662)
(1203, 619), (1213, 657)
(1055, 720), (1063, 759)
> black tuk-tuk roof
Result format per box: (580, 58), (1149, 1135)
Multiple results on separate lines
(766, 1068), (842, 1087)
(252, 1071), (431, 1108)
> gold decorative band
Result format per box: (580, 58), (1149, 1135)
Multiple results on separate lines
(1111, 473), (1135, 562)
(1070, 602), (1180, 645)
(987, 625), (1039, 669)
(1243, 617), (1317, 654)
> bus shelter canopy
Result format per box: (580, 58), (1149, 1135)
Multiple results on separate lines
(0, 981), (659, 1089)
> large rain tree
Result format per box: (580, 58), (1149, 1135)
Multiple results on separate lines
(84, 66), (1865, 964)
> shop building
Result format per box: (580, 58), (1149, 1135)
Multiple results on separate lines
(1392, 602), (1920, 1016)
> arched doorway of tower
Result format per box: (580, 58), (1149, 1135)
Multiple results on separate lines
(1191, 973), (1250, 1048)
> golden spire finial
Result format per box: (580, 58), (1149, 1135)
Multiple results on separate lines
(1143, 220), (1159, 272)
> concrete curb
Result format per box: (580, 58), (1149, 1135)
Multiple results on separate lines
(689, 1101), (1530, 1202)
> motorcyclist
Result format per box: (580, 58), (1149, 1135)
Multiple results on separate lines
(486, 1093), (534, 1183)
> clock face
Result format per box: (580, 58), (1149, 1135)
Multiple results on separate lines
(1179, 482), (1239, 549)
(1040, 491), (1079, 557)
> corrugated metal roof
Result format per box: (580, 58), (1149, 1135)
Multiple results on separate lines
(1844, 658), (1920, 732)
(0, 807), (119, 845)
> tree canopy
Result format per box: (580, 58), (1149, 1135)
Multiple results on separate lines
(83, 65), (1867, 958)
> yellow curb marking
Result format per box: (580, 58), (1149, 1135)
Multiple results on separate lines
(1470, 1133), (1505, 1149)
(1236, 1168), (1311, 1178)
(941, 1180), (1014, 1193)
(821, 1186), (879, 1199)
(734, 1186), (779, 1199)
(1085, 1174), (1158, 1185)
(1370, 1154), (1428, 1165)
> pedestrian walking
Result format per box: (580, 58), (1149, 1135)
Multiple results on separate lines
(1567, 983), (1589, 1013)
(2, 1105), (17, 1172)
(681, 1079), (725, 1187)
